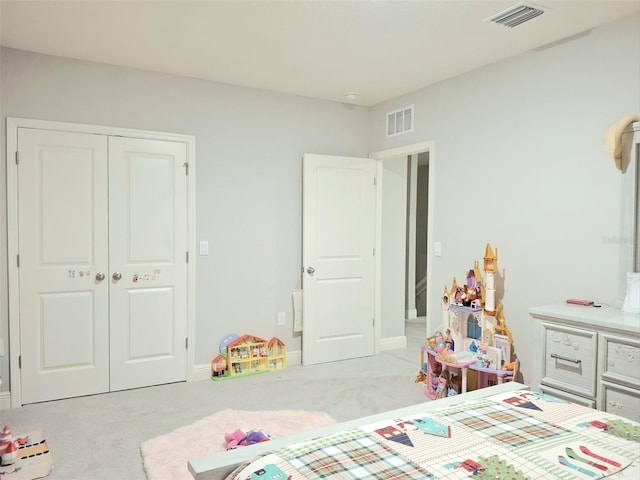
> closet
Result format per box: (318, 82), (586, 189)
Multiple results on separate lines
(7, 119), (193, 405)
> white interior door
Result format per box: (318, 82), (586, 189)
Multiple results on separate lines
(108, 137), (188, 391)
(17, 128), (110, 404)
(302, 153), (376, 365)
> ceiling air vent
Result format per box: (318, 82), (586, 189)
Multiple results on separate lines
(486, 2), (546, 28)
(387, 105), (414, 137)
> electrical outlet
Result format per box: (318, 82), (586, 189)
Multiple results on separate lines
(277, 312), (286, 326)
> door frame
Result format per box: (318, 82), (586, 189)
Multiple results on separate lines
(370, 140), (435, 346)
(6, 117), (197, 408)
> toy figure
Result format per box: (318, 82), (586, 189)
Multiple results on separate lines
(435, 370), (453, 399)
(444, 329), (454, 351)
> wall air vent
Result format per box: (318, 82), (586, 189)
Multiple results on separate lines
(387, 105), (414, 137)
(486, 2), (546, 28)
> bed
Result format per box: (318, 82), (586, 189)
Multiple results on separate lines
(187, 382), (640, 479)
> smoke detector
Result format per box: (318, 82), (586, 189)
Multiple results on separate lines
(485, 2), (547, 28)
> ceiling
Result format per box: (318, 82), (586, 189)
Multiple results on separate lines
(1, 0), (638, 106)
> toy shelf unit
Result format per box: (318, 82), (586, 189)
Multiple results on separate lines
(212, 334), (286, 381)
(418, 243), (518, 399)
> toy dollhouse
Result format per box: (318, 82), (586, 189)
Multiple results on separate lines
(419, 243), (517, 399)
(267, 337), (286, 370)
(212, 334), (286, 380)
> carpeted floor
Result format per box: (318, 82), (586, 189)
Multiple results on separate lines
(0, 322), (426, 479)
(141, 409), (336, 480)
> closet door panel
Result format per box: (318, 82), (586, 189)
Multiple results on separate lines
(108, 136), (188, 391)
(17, 128), (109, 404)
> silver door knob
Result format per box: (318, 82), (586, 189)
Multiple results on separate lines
(112, 272), (122, 281)
(306, 266), (315, 275)
(95, 272), (105, 281)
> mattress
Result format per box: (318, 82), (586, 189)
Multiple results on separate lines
(222, 389), (639, 479)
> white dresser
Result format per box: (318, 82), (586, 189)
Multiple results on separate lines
(529, 303), (640, 422)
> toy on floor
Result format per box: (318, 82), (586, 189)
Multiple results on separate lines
(419, 243), (518, 398)
(225, 429), (271, 450)
(212, 334), (286, 380)
(0, 425), (30, 466)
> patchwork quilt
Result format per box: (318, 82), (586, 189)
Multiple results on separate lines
(225, 390), (639, 479)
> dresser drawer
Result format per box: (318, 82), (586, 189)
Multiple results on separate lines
(601, 334), (640, 388)
(601, 381), (640, 423)
(539, 384), (596, 408)
(541, 323), (597, 398)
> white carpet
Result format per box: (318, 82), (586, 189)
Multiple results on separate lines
(140, 409), (336, 480)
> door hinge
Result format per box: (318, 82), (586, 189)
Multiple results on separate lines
(17, 254), (20, 268)
(185, 337), (189, 349)
(186, 251), (189, 263)
(373, 248), (375, 256)
(374, 176), (376, 186)
(15, 151), (19, 165)
(183, 162), (189, 175)
(18, 355), (22, 369)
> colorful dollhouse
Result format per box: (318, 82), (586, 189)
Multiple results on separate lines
(419, 243), (517, 399)
(267, 337), (287, 370)
(212, 334), (286, 380)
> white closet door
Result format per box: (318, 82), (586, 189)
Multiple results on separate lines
(18, 128), (110, 404)
(108, 137), (188, 391)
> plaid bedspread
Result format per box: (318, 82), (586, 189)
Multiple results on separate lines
(225, 390), (640, 479)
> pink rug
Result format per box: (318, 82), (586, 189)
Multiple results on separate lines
(140, 409), (336, 480)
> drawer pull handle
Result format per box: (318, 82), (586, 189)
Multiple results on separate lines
(550, 353), (581, 364)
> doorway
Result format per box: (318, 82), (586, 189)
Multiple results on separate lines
(370, 141), (435, 341)
(412, 152), (430, 319)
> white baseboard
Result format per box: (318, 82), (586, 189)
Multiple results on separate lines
(405, 308), (418, 319)
(380, 335), (407, 351)
(190, 350), (302, 381)
(287, 350), (302, 366)
(190, 363), (214, 381)
(0, 391), (11, 410)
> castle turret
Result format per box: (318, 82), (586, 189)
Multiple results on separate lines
(483, 243), (498, 313)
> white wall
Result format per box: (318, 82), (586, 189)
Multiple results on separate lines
(0, 48), (370, 391)
(368, 13), (640, 388)
(381, 156), (408, 338)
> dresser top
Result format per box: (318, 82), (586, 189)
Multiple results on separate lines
(529, 303), (640, 334)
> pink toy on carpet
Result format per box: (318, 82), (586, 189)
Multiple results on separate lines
(224, 429), (271, 450)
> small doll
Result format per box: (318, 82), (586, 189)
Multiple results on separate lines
(435, 370), (451, 399)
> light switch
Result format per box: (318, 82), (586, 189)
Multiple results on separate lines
(199, 241), (209, 256)
(433, 241), (442, 257)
